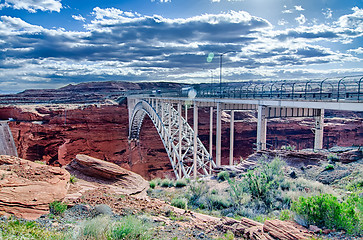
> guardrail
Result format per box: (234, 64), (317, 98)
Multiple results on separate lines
(194, 75), (363, 102)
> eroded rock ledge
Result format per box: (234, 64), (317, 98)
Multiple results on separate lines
(0, 155), (70, 220)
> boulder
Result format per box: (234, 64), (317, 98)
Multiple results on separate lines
(65, 154), (149, 199)
(68, 154), (130, 180)
(263, 219), (313, 240)
(217, 217), (313, 240)
(0, 155), (70, 220)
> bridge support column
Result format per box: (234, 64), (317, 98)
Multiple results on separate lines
(193, 103), (198, 179)
(257, 105), (267, 151)
(314, 109), (324, 150)
(216, 103), (222, 166)
(168, 102), (172, 153)
(229, 110), (234, 165)
(178, 103), (182, 178)
(185, 104), (188, 123)
(209, 106), (213, 173)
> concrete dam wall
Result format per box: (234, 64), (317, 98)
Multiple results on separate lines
(0, 121), (18, 156)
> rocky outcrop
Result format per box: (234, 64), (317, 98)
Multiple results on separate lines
(263, 220), (312, 240)
(68, 154), (134, 180)
(0, 155), (70, 220)
(65, 154), (149, 200)
(0, 121), (18, 156)
(217, 217), (313, 240)
(3, 104), (173, 180)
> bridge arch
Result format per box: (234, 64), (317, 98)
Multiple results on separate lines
(128, 99), (214, 179)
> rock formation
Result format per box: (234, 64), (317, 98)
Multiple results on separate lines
(0, 155), (70, 220)
(0, 121), (18, 156)
(217, 217), (313, 240)
(65, 154), (149, 201)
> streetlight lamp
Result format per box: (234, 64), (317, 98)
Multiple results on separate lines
(219, 51), (236, 98)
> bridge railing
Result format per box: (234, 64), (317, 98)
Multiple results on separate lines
(193, 75), (363, 102)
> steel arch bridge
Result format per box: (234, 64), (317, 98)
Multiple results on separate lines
(128, 75), (363, 179)
(128, 98), (215, 179)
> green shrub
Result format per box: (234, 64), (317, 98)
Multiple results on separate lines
(149, 181), (156, 189)
(281, 145), (295, 151)
(109, 215), (153, 240)
(161, 178), (174, 188)
(325, 164), (335, 171)
(292, 193), (363, 235)
(34, 160), (45, 165)
(49, 201), (67, 215)
(70, 175), (78, 184)
(217, 171), (230, 182)
(75, 215), (111, 239)
(327, 153), (340, 162)
(207, 194), (231, 210)
(216, 230), (235, 240)
(347, 179), (363, 191)
(279, 209), (293, 221)
(175, 179), (187, 188)
(0, 219), (65, 239)
(171, 198), (188, 209)
(188, 180), (209, 206)
(243, 157), (285, 207)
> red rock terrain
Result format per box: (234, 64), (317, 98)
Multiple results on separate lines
(0, 103), (361, 179)
(0, 155), (70, 220)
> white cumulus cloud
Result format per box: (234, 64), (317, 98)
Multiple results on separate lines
(323, 8), (333, 19)
(294, 6), (304, 11)
(295, 14), (306, 25)
(0, 0), (62, 13)
(72, 14), (86, 22)
(338, 6), (363, 31)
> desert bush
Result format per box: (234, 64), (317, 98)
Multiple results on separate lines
(175, 179), (187, 188)
(347, 179), (363, 191)
(70, 175), (78, 184)
(325, 164), (335, 171)
(227, 157), (286, 215)
(228, 178), (249, 208)
(49, 201), (67, 215)
(243, 157), (285, 207)
(207, 194), (231, 210)
(217, 171), (230, 182)
(109, 215), (153, 240)
(71, 215), (153, 240)
(149, 180), (156, 189)
(290, 177), (332, 195)
(171, 198), (188, 209)
(0, 219), (65, 239)
(187, 180), (209, 206)
(161, 178), (174, 188)
(279, 209), (294, 221)
(281, 145), (295, 151)
(74, 215), (111, 240)
(327, 153), (340, 162)
(292, 193), (363, 235)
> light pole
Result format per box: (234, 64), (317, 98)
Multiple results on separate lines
(219, 51), (235, 98)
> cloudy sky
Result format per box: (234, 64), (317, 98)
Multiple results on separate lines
(0, 0), (362, 93)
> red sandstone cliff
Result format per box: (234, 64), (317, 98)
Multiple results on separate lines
(0, 103), (362, 179)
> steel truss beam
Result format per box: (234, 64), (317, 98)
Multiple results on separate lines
(129, 99), (215, 179)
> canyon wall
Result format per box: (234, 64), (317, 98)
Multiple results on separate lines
(0, 103), (362, 179)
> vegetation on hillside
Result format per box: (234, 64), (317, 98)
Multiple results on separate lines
(148, 156), (363, 236)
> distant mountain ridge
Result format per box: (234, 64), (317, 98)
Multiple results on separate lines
(0, 81), (185, 104)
